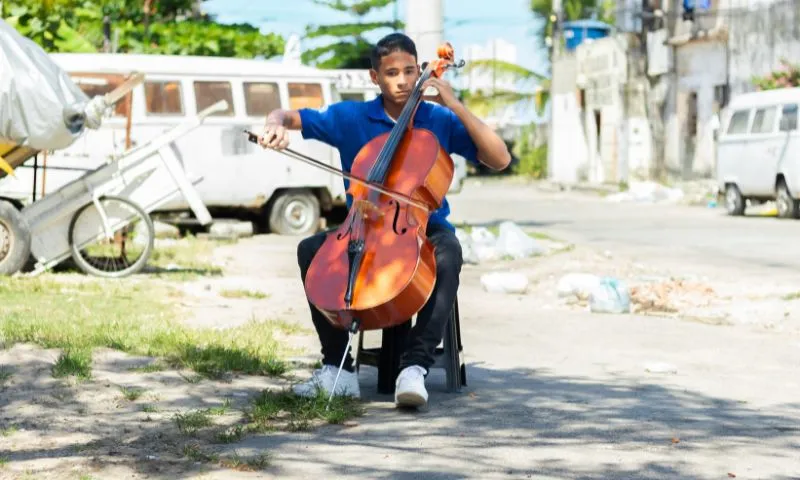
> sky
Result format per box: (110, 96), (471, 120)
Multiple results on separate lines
(201, 0), (548, 74)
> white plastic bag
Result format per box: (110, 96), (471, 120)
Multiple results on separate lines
(0, 18), (90, 149)
(557, 273), (601, 299)
(470, 227), (499, 262)
(480, 272), (529, 294)
(495, 221), (545, 259)
(455, 228), (480, 264)
(588, 277), (631, 314)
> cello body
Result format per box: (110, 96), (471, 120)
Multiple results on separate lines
(305, 127), (455, 331)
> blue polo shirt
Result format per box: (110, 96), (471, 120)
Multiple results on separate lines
(298, 94), (479, 231)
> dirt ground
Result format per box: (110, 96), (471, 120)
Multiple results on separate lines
(2, 220), (800, 479)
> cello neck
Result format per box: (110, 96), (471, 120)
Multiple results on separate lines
(365, 66), (434, 185)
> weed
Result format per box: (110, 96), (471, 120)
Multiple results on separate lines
(220, 289), (269, 300)
(52, 349), (92, 379)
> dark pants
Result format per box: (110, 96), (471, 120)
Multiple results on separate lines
(296, 223), (463, 374)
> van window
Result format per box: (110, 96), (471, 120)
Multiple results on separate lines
(289, 83), (324, 110)
(726, 110), (750, 135)
(145, 81), (183, 115)
(243, 82), (281, 116)
(194, 81), (234, 116)
(780, 104), (798, 132)
(340, 92), (366, 102)
(750, 106), (777, 134)
(71, 73), (130, 117)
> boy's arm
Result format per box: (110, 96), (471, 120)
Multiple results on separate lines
(423, 77), (512, 171)
(260, 105), (343, 151)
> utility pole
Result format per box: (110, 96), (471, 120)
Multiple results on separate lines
(405, 0), (443, 62)
(662, 0), (679, 182)
(546, 0), (562, 181)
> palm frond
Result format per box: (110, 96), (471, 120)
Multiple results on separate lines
(463, 59), (549, 82)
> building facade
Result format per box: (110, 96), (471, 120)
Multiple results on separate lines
(664, 0), (800, 180)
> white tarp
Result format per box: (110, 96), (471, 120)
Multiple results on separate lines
(0, 18), (90, 150)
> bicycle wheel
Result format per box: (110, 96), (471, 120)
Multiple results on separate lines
(68, 195), (155, 278)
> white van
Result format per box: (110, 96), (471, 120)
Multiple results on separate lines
(0, 54), (467, 234)
(0, 53), (466, 236)
(717, 87), (800, 218)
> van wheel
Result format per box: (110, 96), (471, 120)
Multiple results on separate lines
(776, 181), (799, 219)
(724, 184), (745, 216)
(0, 200), (32, 276)
(268, 190), (320, 236)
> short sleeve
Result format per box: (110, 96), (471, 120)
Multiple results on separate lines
(298, 103), (345, 148)
(448, 110), (480, 165)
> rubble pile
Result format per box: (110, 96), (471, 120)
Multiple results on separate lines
(629, 278), (717, 315)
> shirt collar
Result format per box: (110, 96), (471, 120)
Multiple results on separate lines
(366, 94), (431, 126)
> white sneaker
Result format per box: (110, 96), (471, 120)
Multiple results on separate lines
(292, 364), (361, 399)
(394, 365), (428, 407)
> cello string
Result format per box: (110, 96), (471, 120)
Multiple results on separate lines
(366, 66), (432, 185)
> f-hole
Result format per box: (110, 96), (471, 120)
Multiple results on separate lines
(336, 214), (354, 240)
(390, 200), (407, 235)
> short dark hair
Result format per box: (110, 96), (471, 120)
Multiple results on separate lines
(370, 33), (417, 70)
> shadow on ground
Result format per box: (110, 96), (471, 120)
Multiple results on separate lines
(5, 352), (796, 479)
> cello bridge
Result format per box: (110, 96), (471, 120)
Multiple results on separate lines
(352, 199), (383, 219)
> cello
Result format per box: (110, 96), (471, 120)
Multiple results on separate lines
(245, 42), (465, 400)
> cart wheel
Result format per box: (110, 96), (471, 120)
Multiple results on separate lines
(0, 200), (31, 276)
(68, 196), (154, 278)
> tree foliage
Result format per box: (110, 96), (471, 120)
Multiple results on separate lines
(1, 0), (285, 58)
(459, 59), (550, 119)
(302, 0), (402, 69)
(752, 59), (800, 90)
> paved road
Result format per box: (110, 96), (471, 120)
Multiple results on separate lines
(448, 179), (800, 279)
(200, 179), (800, 480)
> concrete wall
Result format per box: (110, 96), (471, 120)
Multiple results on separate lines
(725, 0), (800, 96)
(674, 40), (727, 178)
(548, 54), (589, 184)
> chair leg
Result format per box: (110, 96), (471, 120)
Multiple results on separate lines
(444, 298), (463, 393)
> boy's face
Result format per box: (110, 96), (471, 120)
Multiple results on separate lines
(370, 50), (420, 105)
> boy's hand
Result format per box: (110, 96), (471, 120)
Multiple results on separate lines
(260, 121), (290, 150)
(421, 77), (459, 108)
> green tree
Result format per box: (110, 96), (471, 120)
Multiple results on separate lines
(2, 0), (285, 58)
(301, 0), (402, 69)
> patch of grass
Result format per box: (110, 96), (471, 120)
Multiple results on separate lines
(127, 362), (167, 373)
(119, 386), (146, 401)
(175, 402), (230, 435)
(141, 404), (159, 413)
(148, 236), (228, 279)
(175, 409), (215, 435)
(782, 291), (800, 301)
(52, 349), (92, 379)
(245, 389), (364, 432)
(0, 366), (12, 385)
(183, 442), (219, 462)
(1, 425), (18, 437)
(220, 289), (269, 300)
(0, 276), (291, 381)
(215, 424), (248, 444)
(182, 443), (271, 472)
(220, 452), (272, 471)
